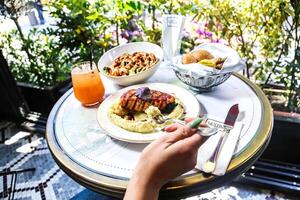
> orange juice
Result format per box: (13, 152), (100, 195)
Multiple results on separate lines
(71, 62), (105, 106)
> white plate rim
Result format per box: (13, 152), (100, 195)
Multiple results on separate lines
(97, 83), (201, 143)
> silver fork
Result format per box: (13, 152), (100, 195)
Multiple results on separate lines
(154, 115), (218, 137)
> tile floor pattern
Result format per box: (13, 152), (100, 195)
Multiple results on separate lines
(0, 124), (296, 200)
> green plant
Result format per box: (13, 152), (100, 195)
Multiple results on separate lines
(194, 0), (289, 78)
(46, 0), (196, 56)
(0, 0), (34, 61)
(180, 31), (197, 54)
(109, 0), (143, 44)
(194, 0), (299, 112)
(1, 0), (72, 87)
(263, 0), (300, 112)
(132, 0), (195, 44)
(46, 0), (117, 62)
(0, 29), (72, 87)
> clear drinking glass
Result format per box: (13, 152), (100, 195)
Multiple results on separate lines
(71, 61), (105, 106)
(162, 14), (186, 65)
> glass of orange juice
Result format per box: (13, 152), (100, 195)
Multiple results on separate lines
(71, 61), (105, 106)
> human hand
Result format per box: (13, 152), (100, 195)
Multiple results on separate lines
(124, 122), (203, 200)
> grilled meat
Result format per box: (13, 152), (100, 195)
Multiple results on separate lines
(120, 88), (175, 112)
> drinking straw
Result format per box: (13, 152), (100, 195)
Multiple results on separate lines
(90, 36), (93, 70)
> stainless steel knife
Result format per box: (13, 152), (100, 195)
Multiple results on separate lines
(224, 103), (240, 129)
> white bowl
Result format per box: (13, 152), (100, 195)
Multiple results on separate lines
(98, 42), (163, 86)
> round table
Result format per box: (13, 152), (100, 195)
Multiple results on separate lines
(46, 67), (273, 199)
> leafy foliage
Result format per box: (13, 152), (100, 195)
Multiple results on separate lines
(271, 1), (300, 112)
(192, 0), (299, 112)
(194, 0), (290, 78)
(0, 0), (30, 20)
(45, 0), (116, 62)
(0, 0), (299, 111)
(138, 0), (195, 44)
(46, 0), (195, 51)
(0, 0), (36, 62)
(0, 29), (72, 86)
(0, 0), (72, 87)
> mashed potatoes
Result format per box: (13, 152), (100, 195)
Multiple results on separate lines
(108, 99), (184, 133)
(145, 106), (161, 117)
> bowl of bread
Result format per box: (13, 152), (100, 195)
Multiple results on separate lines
(173, 43), (245, 91)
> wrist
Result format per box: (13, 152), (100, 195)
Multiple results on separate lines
(135, 162), (165, 190)
(124, 165), (162, 200)
(132, 173), (161, 193)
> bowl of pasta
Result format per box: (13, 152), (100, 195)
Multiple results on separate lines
(98, 42), (163, 86)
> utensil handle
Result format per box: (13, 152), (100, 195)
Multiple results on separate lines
(172, 118), (207, 131)
(189, 118), (203, 128)
(209, 130), (227, 162)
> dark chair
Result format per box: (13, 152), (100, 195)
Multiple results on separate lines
(0, 50), (29, 123)
(0, 51), (36, 200)
(0, 121), (14, 144)
(0, 50), (47, 134)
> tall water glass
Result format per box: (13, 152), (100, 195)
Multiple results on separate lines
(162, 14), (185, 65)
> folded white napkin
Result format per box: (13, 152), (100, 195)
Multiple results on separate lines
(195, 122), (244, 176)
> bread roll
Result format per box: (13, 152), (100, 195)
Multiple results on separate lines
(191, 50), (214, 62)
(182, 54), (197, 64)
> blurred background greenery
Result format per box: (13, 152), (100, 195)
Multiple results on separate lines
(0, 0), (299, 112)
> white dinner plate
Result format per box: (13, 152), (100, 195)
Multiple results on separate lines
(97, 83), (200, 143)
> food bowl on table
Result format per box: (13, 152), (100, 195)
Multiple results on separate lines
(98, 42), (163, 86)
(173, 43), (246, 92)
